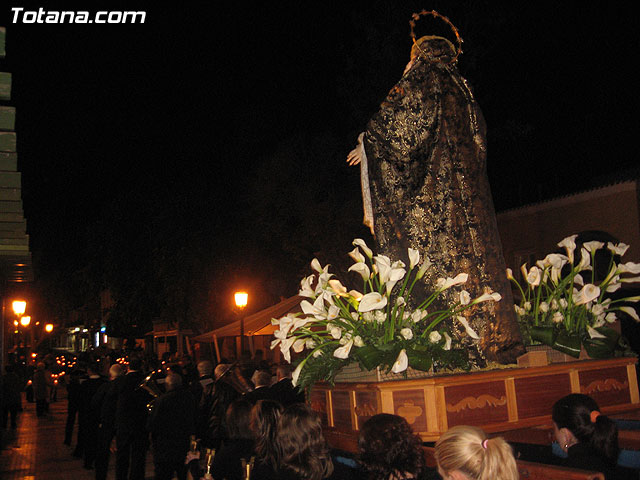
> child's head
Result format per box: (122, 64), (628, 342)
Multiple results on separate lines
(434, 425), (518, 480)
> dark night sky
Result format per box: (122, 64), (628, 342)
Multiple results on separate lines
(1, 1), (639, 323)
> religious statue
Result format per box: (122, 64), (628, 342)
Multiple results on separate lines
(347, 11), (524, 365)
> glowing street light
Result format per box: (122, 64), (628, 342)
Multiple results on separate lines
(234, 292), (248, 309)
(45, 324), (54, 333)
(20, 316), (31, 327)
(234, 291), (249, 354)
(12, 300), (26, 316)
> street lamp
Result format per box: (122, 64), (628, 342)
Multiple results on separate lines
(234, 291), (248, 354)
(12, 300), (26, 316)
(234, 292), (248, 309)
(20, 316), (31, 327)
(45, 324), (54, 333)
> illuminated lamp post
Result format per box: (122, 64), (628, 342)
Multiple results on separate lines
(12, 301), (26, 317)
(45, 324), (54, 333)
(234, 292), (248, 354)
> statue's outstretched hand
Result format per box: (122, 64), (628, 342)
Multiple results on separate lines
(347, 132), (365, 166)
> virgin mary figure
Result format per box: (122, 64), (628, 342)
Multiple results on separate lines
(347, 33), (524, 364)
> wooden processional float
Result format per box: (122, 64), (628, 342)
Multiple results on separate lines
(310, 357), (640, 452)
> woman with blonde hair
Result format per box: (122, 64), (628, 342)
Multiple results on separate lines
(434, 425), (518, 480)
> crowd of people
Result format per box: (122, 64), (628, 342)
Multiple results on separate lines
(1, 346), (636, 480)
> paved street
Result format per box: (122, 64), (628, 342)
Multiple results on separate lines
(0, 390), (154, 480)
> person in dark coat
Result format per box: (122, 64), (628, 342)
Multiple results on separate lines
(269, 365), (304, 407)
(147, 373), (197, 480)
(32, 362), (52, 417)
(114, 357), (150, 480)
(243, 371), (273, 405)
(80, 363), (108, 469)
(1, 365), (22, 429)
(64, 368), (83, 445)
(206, 364), (240, 448)
(210, 399), (254, 480)
(94, 363), (124, 480)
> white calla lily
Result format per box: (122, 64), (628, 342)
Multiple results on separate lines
(443, 332), (452, 350)
(353, 336), (365, 347)
(349, 290), (364, 301)
(348, 262), (371, 281)
(583, 241), (604, 253)
(310, 258), (326, 273)
(606, 281), (622, 292)
(416, 258), (432, 279)
(619, 262), (640, 274)
(358, 292), (388, 312)
(353, 238), (373, 258)
(291, 362), (303, 387)
(280, 337), (296, 363)
(436, 273), (469, 290)
(558, 235), (578, 263)
(587, 326), (606, 339)
(573, 284), (600, 305)
(329, 325), (343, 339)
(526, 266), (542, 287)
(608, 242), (630, 256)
(391, 349), (408, 373)
(459, 290), (471, 305)
(408, 248), (420, 269)
(293, 338), (307, 353)
(472, 291), (502, 304)
(429, 331), (442, 343)
(333, 339), (354, 359)
(327, 305), (340, 320)
(301, 296), (327, 320)
(575, 248), (592, 272)
(456, 316), (479, 339)
(328, 279), (349, 297)
(374, 255), (392, 283)
(620, 306), (640, 321)
(348, 247), (365, 263)
(299, 275), (316, 298)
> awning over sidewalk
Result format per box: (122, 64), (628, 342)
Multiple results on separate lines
(193, 295), (303, 342)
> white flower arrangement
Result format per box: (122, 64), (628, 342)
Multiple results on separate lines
(509, 235), (640, 357)
(271, 238), (502, 390)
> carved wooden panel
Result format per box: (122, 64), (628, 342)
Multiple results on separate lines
(579, 366), (630, 407)
(355, 391), (378, 430)
(393, 389), (427, 433)
(515, 373), (572, 419)
(310, 389), (328, 427)
(444, 380), (508, 427)
(331, 390), (353, 431)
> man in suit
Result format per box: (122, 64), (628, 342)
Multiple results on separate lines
(94, 363), (124, 480)
(114, 357), (150, 480)
(243, 370), (273, 404)
(147, 373), (196, 480)
(269, 364), (304, 407)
